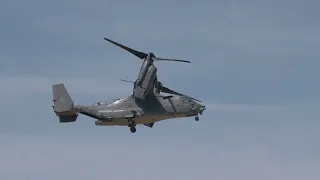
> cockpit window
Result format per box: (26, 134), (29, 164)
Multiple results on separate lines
(181, 97), (192, 103)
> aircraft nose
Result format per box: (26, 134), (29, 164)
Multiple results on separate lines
(193, 101), (206, 112)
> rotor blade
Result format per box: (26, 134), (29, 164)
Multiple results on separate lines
(161, 86), (201, 102)
(154, 57), (191, 63)
(104, 38), (147, 59)
(120, 79), (134, 83)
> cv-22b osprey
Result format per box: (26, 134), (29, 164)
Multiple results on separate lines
(51, 38), (205, 133)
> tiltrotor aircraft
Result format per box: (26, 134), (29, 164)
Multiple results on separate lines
(52, 38), (205, 133)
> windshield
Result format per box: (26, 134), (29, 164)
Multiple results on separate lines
(180, 96), (192, 103)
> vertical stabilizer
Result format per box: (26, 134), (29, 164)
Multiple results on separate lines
(52, 83), (78, 122)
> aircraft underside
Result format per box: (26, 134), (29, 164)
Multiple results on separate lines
(93, 110), (200, 133)
(94, 113), (184, 126)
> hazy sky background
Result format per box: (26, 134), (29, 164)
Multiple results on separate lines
(1, 0), (319, 179)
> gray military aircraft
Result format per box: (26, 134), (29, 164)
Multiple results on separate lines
(51, 38), (205, 133)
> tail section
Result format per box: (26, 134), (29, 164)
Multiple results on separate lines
(52, 83), (78, 123)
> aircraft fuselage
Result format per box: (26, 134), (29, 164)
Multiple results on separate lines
(77, 95), (204, 126)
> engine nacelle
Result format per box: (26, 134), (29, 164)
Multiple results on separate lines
(133, 64), (157, 99)
(136, 57), (152, 86)
(141, 65), (157, 93)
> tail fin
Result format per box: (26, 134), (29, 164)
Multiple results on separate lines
(52, 83), (78, 123)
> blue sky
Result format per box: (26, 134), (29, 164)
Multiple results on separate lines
(1, 0), (320, 179)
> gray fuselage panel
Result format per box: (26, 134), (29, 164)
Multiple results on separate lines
(84, 95), (195, 122)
